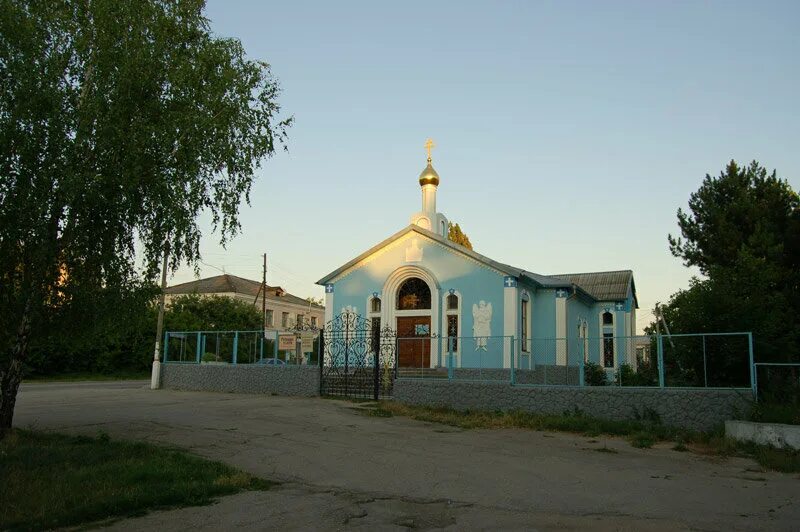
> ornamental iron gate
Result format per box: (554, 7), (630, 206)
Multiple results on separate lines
(321, 311), (397, 399)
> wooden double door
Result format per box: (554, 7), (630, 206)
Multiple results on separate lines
(396, 316), (432, 368)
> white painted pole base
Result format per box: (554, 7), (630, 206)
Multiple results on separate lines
(150, 360), (161, 389)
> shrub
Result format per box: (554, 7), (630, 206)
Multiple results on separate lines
(201, 352), (218, 363)
(616, 363), (658, 387)
(584, 362), (607, 386)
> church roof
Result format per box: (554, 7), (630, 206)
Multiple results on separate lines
(316, 225), (636, 306)
(166, 274), (323, 309)
(549, 270), (637, 305)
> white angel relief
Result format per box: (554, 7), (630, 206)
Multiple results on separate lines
(472, 300), (492, 351)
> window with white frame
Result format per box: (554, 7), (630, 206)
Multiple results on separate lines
(521, 298), (529, 352)
(310, 316), (317, 328)
(446, 293), (458, 311)
(601, 311), (615, 368)
(265, 310), (274, 328)
(296, 313), (303, 327)
(281, 312), (289, 328)
(445, 292), (459, 352)
(371, 296), (381, 313)
(582, 321), (589, 362)
(603, 332), (614, 368)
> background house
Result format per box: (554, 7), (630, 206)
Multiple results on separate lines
(165, 274), (324, 330)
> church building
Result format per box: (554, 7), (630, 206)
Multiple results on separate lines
(317, 141), (638, 372)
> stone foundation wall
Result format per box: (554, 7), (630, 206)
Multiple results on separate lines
(160, 363), (319, 397)
(394, 379), (752, 431)
(452, 367), (580, 385)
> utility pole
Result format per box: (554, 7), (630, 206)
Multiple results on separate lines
(262, 253), (267, 340)
(150, 241), (170, 390)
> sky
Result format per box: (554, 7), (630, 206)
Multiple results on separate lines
(169, 0), (800, 333)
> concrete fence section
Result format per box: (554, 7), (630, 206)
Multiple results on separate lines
(394, 379), (752, 431)
(160, 363), (320, 397)
(725, 420), (800, 450)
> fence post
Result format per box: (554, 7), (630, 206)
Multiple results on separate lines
(657, 334), (665, 388)
(163, 332), (170, 363)
(510, 336), (516, 385)
(259, 336), (264, 363)
(196, 333), (203, 364)
(702, 335), (708, 387)
(579, 340), (585, 387)
(232, 331), (239, 365)
(195, 332), (201, 364)
(748, 332), (756, 400)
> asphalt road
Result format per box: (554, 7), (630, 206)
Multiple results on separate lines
(14, 381), (800, 531)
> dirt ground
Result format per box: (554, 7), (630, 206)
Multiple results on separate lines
(14, 381), (800, 531)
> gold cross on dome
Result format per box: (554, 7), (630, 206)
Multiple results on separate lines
(424, 138), (435, 160)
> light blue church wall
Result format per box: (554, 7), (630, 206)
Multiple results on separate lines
(567, 294), (594, 365)
(326, 235), (507, 368)
(529, 288), (557, 364)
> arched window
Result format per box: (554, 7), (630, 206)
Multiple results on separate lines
(371, 297), (381, 313)
(397, 277), (431, 310)
(602, 311), (613, 326)
(446, 293), (458, 311)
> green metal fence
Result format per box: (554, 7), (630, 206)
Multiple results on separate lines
(163, 329), (321, 366)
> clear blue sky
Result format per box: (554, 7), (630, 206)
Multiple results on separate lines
(170, 0), (800, 332)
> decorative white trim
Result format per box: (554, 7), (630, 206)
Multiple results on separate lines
(405, 238), (424, 262)
(324, 288), (334, 323)
(366, 293), (382, 317)
(503, 281), (517, 368)
(520, 291), (531, 353)
(598, 310), (617, 370)
(382, 266), (440, 367)
(329, 231), (507, 284)
(555, 296), (567, 365)
(442, 290), (462, 363)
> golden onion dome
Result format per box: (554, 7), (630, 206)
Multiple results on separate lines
(418, 158), (440, 187)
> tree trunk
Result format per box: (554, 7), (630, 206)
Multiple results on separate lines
(0, 300), (32, 440)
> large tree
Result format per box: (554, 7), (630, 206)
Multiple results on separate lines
(448, 222), (473, 250)
(0, 0), (290, 437)
(658, 161), (799, 366)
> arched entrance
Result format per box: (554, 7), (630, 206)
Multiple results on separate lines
(382, 266), (440, 368)
(395, 277), (432, 368)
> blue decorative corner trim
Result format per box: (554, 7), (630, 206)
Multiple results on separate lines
(503, 276), (517, 288)
(325, 284), (334, 293)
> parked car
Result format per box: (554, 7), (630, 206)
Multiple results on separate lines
(259, 358), (286, 366)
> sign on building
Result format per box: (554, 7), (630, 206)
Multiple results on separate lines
(278, 334), (296, 351)
(300, 333), (315, 353)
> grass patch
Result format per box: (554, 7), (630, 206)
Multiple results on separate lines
(749, 402), (800, 425)
(378, 402), (685, 440)
(376, 402), (800, 473)
(0, 430), (270, 530)
(629, 432), (656, 449)
(24, 370), (150, 382)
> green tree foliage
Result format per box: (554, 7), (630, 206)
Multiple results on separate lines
(24, 294), (266, 376)
(655, 161), (799, 391)
(163, 295), (263, 332)
(0, 0), (290, 436)
(448, 222), (473, 250)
